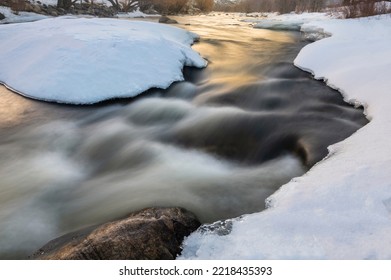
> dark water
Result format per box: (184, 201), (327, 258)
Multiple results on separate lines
(0, 14), (367, 259)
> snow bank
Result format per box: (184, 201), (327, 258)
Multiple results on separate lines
(247, 12), (333, 31)
(180, 14), (391, 259)
(0, 17), (206, 104)
(0, 6), (49, 24)
(116, 8), (159, 18)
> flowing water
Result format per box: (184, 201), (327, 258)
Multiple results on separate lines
(0, 14), (368, 259)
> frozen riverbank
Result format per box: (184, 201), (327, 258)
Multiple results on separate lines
(181, 13), (391, 259)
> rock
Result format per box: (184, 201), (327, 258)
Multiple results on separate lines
(57, 8), (66, 15)
(50, 10), (58, 17)
(46, 5), (54, 13)
(23, 3), (33, 12)
(0, 13), (5, 21)
(33, 6), (42, 14)
(30, 4), (42, 14)
(31, 207), (201, 260)
(158, 15), (178, 24)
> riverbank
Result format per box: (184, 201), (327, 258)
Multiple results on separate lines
(181, 13), (391, 259)
(1, 10), (390, 259)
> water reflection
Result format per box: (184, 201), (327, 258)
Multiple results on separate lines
(0, 85), (36, 128)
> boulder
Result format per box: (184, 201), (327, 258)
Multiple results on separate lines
(30, 4), (43, 14)
(57, 8), (66, 15)
(33, 6), (42, 14)
(31, 207), (201, 260)
(158, 15), (178, 24)
(0, 12), (5, 21)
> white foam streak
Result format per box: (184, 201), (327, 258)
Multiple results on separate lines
(0, 97), (305, 257)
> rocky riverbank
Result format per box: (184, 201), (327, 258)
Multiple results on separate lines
(1, 1), (119, 18)
(31, 207), (201, 260)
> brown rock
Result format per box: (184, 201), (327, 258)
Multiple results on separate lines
(31, 207), (200, 260)
(158, 15), (178, 24)
(30, 4), (42, 14)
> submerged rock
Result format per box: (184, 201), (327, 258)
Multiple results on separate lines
(31, 207), (200, 260)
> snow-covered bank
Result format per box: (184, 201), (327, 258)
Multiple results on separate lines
(245, 12), (333, 30)
(180, 14), (391, 259)
(116, 8), (159, 18)
(0, 6), (49, 24)
(0, 17), (206, 104)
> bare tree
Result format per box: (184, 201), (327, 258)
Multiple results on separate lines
(342, 0), (380, 18)
(57, 0), (78, 9)
(296, 0), (324, 12)
(107, 0), (139, 11)
(215, 0), (326, 13)
(139, 0), (189, 14)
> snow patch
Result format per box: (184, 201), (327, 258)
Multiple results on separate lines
(116, 8), (159, 18)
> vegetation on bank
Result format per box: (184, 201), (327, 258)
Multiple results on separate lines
(215, 0), (324, 13)
(138, 0), (214, 14)
(214, 0), (391, 18)
(0, 0), (214, 15)
(341, 0), (391, 18)
(0, 0), (390, 18)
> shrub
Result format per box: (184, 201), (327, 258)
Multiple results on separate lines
(341, 0), (389, 18)
(194, 0), (214, 12)
(8, 0), (26, 12)
(138, 0), (189, 14)
(213, 0), (326, 13)
(107, 0), (139, 12)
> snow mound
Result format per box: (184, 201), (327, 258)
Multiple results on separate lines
(180, 15), (391, 259)
(0, 17), (206, 104)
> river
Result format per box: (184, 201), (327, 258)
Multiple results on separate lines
(0, 14), (367, 259)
